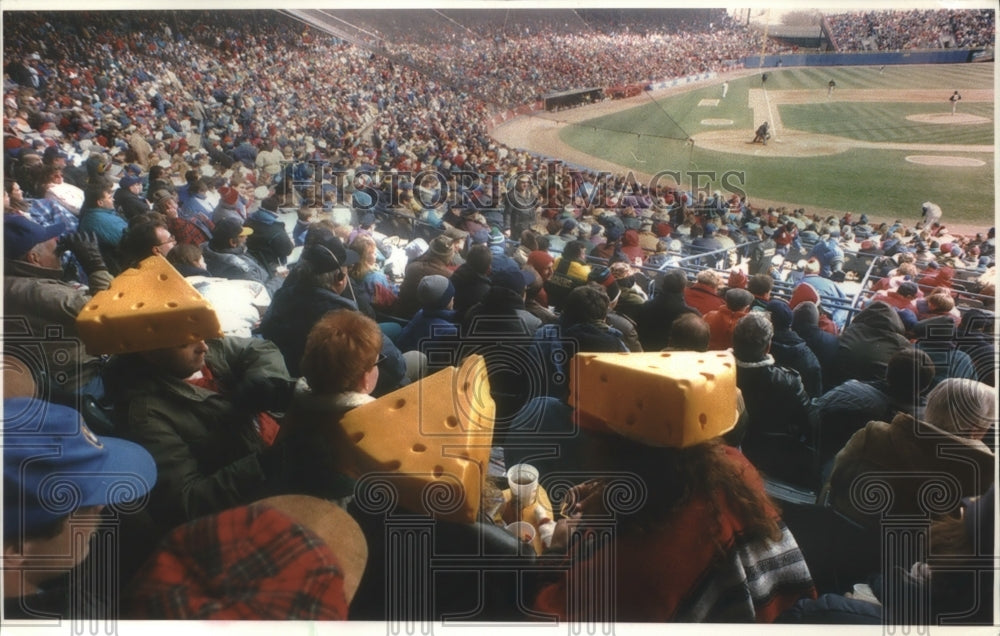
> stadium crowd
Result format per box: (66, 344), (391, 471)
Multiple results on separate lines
(3, 7), (996, 626)
(827, 9), (995, 51)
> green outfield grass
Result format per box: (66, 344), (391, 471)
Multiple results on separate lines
(559, 64), (995, 224)
(780, 102), (994, 145)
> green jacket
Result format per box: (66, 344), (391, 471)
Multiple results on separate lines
(103, 337), (292, 528)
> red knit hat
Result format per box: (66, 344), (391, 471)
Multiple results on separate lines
(219, 186), (239, 206)
(526, 250), (555, 272)
(789, 282), (820, 309)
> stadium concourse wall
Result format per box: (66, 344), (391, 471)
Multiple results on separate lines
(745, 48), (993, 68)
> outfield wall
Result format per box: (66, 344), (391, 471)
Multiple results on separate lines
(745, 48), (992, 68)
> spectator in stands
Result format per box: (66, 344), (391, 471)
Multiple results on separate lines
(665, 312), (711, 352)
(732, 312), (816, 487)
(246, 197), (293, 272)
(78, 180), (126, 269)
(912, 316), (978, 388)
(791, 301), (839, 390)
(691, 222), (724, 267)
(684, 269), (724, 315)
(917, 263), (955, 295)
(259, 237), (356, 365)
(181, 178), (216, 223)
(525, 249), (555, 307)
(538, 283), (628, 370)
(637, 269), (698, 351)
(588, 266), (640, 351)
(114, 175), (150, 222)
(809, 229), (845, 280)
(504, 174), (539, 238)
(534, 415), (816, 620)
(145, 164), (175, 199)
(3, 398), (156, 619)
(6, 177), (79, 232)
(348, 234), (396, 315)
(154, 190), (212, 247)
(202, 218), (277, 292)
(546, 218), (581, 256)
(703, 288), (753, 351)
(747, 273), (773, 312)
(213, 186), (246, 224)
(463, 267), (539, 438)
(767, 300), (823, 397)
(870, 261), (918, 292)
(814, 348), (936, 472)
(620, 228), (644, 264)
(545, 240), (590, 309)
(523, 269), (558, 325)
(118, 216), (176, 268)
(395, 275), (459, 357)
(101, 325), (297, 530)
(275, 310), (388, 501)
(915, 289), (961, 324)
(827, 378), (994, 528)
(450, 243), (493, 319)
(4, 218), (109, 394)
(393, 235), (456, 319)
(832, 301), (911, 386)
(870, 280), (920, 313)
(956, 308), (995, 386)
(789, 281), (839, 335)
(175, 170), (199, 207)
(37, 165), (84, 215)
(608, 261), (646, 322)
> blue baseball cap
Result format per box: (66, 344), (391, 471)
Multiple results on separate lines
(4, 215), (66, 259)
(4, 398), (157, 537)
(119, 174), (143, 188)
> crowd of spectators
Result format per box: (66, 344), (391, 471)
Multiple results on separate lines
(827, 9), (995, 51)
(3, 6), (996, 627)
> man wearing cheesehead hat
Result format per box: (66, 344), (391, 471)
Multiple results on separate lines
(81, 255), (297, 532)
(533, 349), (816, 621)
(4, 397), (156, 619)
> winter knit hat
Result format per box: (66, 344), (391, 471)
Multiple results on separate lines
(588, 266), (622, 303)
(417, 275), (456, 310)
(765, 299), (793, 330)
(789, 282), (820, 310)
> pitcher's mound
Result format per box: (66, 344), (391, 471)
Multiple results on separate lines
(905, 155), (986, 167)
(906, 113), (991, 125)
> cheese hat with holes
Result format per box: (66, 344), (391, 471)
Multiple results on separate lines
(76, 255), (222, 355)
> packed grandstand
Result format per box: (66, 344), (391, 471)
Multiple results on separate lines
(2, 7), (996, 626)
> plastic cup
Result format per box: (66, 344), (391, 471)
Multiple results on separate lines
(505, 521), (536, 546)
(506, 463), (539, 505)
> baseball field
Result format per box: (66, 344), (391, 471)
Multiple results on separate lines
(494, 63), (995, 228)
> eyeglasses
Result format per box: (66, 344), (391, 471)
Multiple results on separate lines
(157, 234), (177, 246)
(374, 352), (387, 367)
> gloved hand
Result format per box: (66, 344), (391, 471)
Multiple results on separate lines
(61, 231), (107, 275)
(233, 376), (297, 414)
